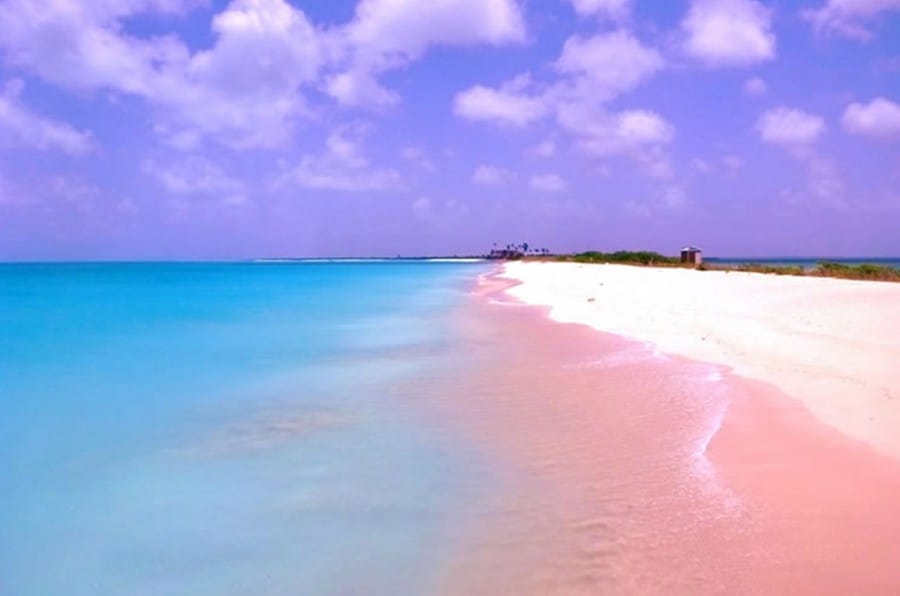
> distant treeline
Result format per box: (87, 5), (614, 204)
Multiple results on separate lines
(542, 251), (900, 282)
(556, 251), (680, 266)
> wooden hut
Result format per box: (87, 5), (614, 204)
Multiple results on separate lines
(680, 246), (703, 266)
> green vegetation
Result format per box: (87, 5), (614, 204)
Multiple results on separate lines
(700, 263), (806, 276)
(557, 251), (681, 266)
(546, 251), (900, 282)
(813, 262), (900, 282)
(703, 261), (900, 281)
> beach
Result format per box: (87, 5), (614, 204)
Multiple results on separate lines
(414, 262), (900, 594)
(502, 261), (900, 460)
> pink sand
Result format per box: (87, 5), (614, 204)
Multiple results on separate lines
(420, 271), (900, 595)
(502, 261), (900, 460)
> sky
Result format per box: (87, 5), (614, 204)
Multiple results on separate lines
(0, 0), (898, 260)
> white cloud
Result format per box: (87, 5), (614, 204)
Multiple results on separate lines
(453, 75), (549, 127)
(0, 0), (325, 149)
(756, 107), (844, 206)
(551, 33), (671, 177)
(743, 77), (767, 96)
(0, 1), (193, 95)
(411, 195), (470, 222)
(143, 156), (247, 205)
(530, 140), (557, 157)
(326, 68), (399, 108)
(171, 0), (324, 148)
(613, 110), (675, 146)
(560, 107), (675, 177)
(803, 0), (900, 40)
(46, 175), (100, 207)
(529, 173), (568, 192)
(455, 29), (674, 182)
(473, 165), (515, 186)
(566, 0), (631, 19)
(331, 0), (526, 107)
(347, 0), (525, 57)
(681, 0), (776, 67)
(757, 107), (826, 146)
(0, 0), (529, 146)
(554, 31), (664, 102)
(841, 97), (900, 137)
(281, 124), (403, 192)
(805, 155), (844, 205)
(0, 80), (92, 154)
(454, 29), (664, 137)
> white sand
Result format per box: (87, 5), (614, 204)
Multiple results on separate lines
(503, 261), (900, 460)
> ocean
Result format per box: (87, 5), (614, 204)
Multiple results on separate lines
(0, 262), (490, 596)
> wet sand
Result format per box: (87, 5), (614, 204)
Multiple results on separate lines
(502, 261), (900, 460)
(416, 271), (900, 594)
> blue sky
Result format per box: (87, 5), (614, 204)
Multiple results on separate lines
(0, 0), (898, 259)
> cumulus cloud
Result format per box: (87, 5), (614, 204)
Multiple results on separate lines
(172, 0), (324, 148)
(565, 109), (673, 152)
(454, 30), (674, 182)
(841, 97), (900, 137)
(0, 0), (529, 145)
(281, 124), (403, 192)
(553, 31), (664, 101)
(530, 140), (557, 157)
(560, 107), (675, 177)
(473, 165), (515, 186)
(0, 0), (325, 149)
(0, 0), (194, 94)
(329, 0), (526, 107)
(802, 0), (900, 40)
(743, 77), (767, 96)
(453, 75), (549, 127)
(0, 80), (92, 154)
(566, 0), (631, 20)
(681, 0), (776, 67)
(757, 107), (844, 206)
(347, 0), (525, 57)
(454, 31), (664, 129)
(142, 156), (248, 205)
(529, 173), (568, 192)
(757, 107), (826, 146)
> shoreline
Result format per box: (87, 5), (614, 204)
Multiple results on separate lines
(501, 260), (900, 460)
(423, 266), (900, 593)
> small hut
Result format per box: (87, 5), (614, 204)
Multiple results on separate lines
(680, 246), (703, 266)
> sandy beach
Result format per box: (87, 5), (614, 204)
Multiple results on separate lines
(412, 269), (900, 594)
(502, 261), (900, 460)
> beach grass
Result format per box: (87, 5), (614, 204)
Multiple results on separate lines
(539, 252), (900, 282)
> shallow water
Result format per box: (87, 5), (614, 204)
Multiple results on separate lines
(6, 262), (900, 595)
(0, 262), (490, 596)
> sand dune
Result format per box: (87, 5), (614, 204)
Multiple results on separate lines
(503, 261), (900, 460)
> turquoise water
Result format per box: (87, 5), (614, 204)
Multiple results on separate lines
(1, 262), (489, 596)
